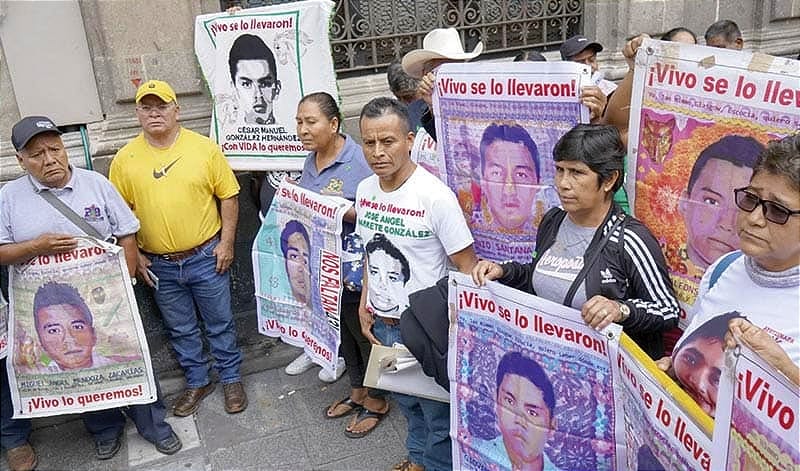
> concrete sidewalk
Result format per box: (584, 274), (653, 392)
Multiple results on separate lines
(1, 343), (408, 471)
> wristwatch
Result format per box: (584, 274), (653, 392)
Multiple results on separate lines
(618, 302), (631, 322)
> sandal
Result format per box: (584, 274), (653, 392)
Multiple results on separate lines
(325, 396), (363, 419)
(344, 405), (389, 439)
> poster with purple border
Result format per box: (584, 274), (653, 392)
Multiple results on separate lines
(433, 62), (590, 263)
(617, 335), (714, 471)
(0, 291), (7, 359)
(712, 343), (799, 470)
(448, 272), (625, 471)
(627, 39), (799, 328)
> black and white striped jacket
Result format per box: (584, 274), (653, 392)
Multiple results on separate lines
(498, 205), (680, 359)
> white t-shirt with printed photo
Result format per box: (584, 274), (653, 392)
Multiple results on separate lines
(679, 253), (800, 364)
(356, 165), (473, 319)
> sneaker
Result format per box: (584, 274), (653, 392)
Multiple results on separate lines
(95, 433), (123, 460)
(318, 357), (346, 383)
(285, 353), (314, 375)
(6, 443), (37, 471)
(155, 431), (182, 455)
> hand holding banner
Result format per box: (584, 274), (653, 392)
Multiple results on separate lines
(448, 272), (625, 470)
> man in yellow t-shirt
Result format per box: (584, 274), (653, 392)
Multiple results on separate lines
(110, 80), (247, 417)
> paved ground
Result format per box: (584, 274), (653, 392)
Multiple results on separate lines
(1, 343), (408, 471)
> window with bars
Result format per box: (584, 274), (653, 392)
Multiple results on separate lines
(221, 0), (583, 76)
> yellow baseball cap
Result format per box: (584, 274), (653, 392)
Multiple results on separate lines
(135, 80), (177, 104)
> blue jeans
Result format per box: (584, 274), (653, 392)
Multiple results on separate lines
(82, 379), (173, 444)
(1, 358), (31, 450)
(148, 238), (242, 388)
(373, 319), (452, 471)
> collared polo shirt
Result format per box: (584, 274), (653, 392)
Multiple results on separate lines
(298, 133), (372, 202)
(0, 167), (140, 244)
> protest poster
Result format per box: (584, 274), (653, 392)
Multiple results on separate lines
(195, 0), (337, 170)
(432, 62), (590, 263)
(411, 127), (446, 183)
(7, 237), (157, 418)
(252, 179), (349, 373)
(627, 39), (799, 327)
(617, 334), (715, 471)
(712, 343), (799, 470)
(448, 272), (625, 471)
(0, 291), (7, 358)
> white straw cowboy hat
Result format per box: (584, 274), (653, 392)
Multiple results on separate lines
(402, 28), (484, 78)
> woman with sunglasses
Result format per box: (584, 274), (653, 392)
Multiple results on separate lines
(659, 134), (800, 409)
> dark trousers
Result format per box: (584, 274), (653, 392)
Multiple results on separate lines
(1, 358), (32, 449)
(338, 300), (385, 399)
(82, 379), (173, 444)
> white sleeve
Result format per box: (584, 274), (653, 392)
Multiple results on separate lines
(429, 184), (473, 255)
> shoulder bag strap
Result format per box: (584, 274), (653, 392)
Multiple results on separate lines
(38, 189), (104, 240)
(563, 214), (626, 307)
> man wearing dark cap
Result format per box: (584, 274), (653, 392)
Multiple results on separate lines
(555, 35), (612, 122)
(0, 116), (181, 468)
(110, 80), (247, 418)
(560, 34), (618, 98)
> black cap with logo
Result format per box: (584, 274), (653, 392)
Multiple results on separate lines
(11, 116), (62, 151)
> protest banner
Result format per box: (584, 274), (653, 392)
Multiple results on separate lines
(7, 237), (157, 418)
(0, 291), (7, 358)
(411, 127), (446, 183)
(252, 179), (349, 373)
(433, 62), (590, 263)
(627, 39), (799, 327)
(713, 343), (799, 470)
(195, 0), (337, 170)
(448, 272), (625, 471)
(617, 334), (715, 471)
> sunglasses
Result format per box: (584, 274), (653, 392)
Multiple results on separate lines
(734, 187), (800, 225)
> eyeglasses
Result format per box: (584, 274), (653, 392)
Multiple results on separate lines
(136, 103), (175, 114)
(734, 187), (800, 225)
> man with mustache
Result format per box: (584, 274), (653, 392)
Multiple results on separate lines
(110, 80), (247, 418)
(0, 115), (181, 468)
